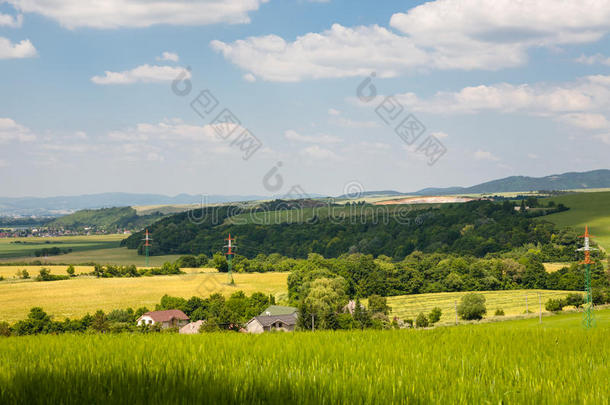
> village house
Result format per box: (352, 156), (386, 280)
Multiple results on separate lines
(136, 309), (189, 329)
(245, 305), (298, 334)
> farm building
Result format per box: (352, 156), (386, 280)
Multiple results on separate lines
(245, 313), (298, 334)
(136, 310), (189, 329)
(179, 320), (205, 335)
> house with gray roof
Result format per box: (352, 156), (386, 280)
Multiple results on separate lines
(260, 305), (297, 317)
(245, 313), (298, 334)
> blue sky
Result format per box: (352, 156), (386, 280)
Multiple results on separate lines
(1, 0), (610, 198)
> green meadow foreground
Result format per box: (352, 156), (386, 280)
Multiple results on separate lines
(0, 310), (608, 404)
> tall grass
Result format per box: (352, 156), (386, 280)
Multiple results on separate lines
(1, 317), (608, 404)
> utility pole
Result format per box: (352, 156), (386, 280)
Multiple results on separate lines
(538, 293), (542, 324)
(454, 300), (458, 325)
(578, 225), (596, 328)
(142, 229), (152, 267)
(224, 234), (236, 284)
(311, 313), (314, 332)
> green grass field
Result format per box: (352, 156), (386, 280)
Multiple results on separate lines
(0, 234), (181, 266)
(0, 234), (124, 259)
(387, 289), (578, 323)
(0, 272), (289, 322)
(1, 309), (608, 404)
(545, 191), (610, 250)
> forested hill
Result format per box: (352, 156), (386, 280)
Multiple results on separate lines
(48, 207), (164, 231)
(416, 169), (610, 195)
(121, 201), (580, 261)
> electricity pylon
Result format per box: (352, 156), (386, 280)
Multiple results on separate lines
(224, 234), (236, 284)
(577, 225), (596, 328)
(142, 229), (152, 267)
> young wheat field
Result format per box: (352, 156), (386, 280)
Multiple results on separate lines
(0, 309), (608, 404)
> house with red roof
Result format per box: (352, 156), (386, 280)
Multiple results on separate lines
(136, 310), (189, 329)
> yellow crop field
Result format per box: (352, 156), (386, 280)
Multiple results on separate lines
(0, 271), (289, 322)
(387, 289), (577, 324)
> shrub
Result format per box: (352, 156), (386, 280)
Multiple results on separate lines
(0, 321), (11, 337)
(17, 269), (29, 279)
(428, 307), (442, 324)
(545, 298), (564, 312)
(404, 319), (413, 328)
(564, 293), (584, 308)
(66, 265), (75, 277)
(494, 308), (505, 316)
(415, 313), (429, 328)
(457, 293), (487, 321)
(368, 295), (391, 315)
(36, 268), (69, 282)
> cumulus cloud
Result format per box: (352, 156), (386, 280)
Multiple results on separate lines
(395, 75), (610, 128)
(0, 37), (36, 59)
(0, 118), (36, 143)
(6, 0), (269, 29)
(91, 64), (190, 85)
(284, 129), (341, 144)
(156, 52), (179, 62)
(0, 13), (22, 27)
(211, 0), (610, 81)
(575, 53), (610, 66)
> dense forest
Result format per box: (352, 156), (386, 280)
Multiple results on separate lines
(122, 200), (578, 260)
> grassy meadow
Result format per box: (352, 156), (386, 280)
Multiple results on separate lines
(0, 234), (124, 259)
(0, 309), (608, 404)
(0, 234), (181, 266)
(387, 289), (578, 323)
(0, 271), (288, 322)
(545, 191), (610, 250)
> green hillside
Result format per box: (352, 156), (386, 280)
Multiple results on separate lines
(544, 191), (610, 250)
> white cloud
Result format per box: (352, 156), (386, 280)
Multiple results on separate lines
(7, 0), (269, 29)
(0, 37), (36, 59)
(243, 73), (256, 82)
(396, 75), (610, 121)
(0, 13), (22, 27)
(559, 113), (609, 130)
(575, 53), (610, 66)
(299, 145), (340, 160)
(156, 52), (179, 62)
(211, 24), (428, 82)
(0, 159), (8, 168)
(328, 108), (341, 116)
(91, 65), (190, 85)
(332, 116), (379, 129)
(527, 153), (539, 159)
(212, 0), (610, 81)
(0, 118), (36, 143)
(474, 149), (499, 161)
(284, 129), (341, 144)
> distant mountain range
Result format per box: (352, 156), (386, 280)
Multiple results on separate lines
(1, 169), (609, 217)
(413, 169), (610, 196)
(0, 193), (270, 217)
